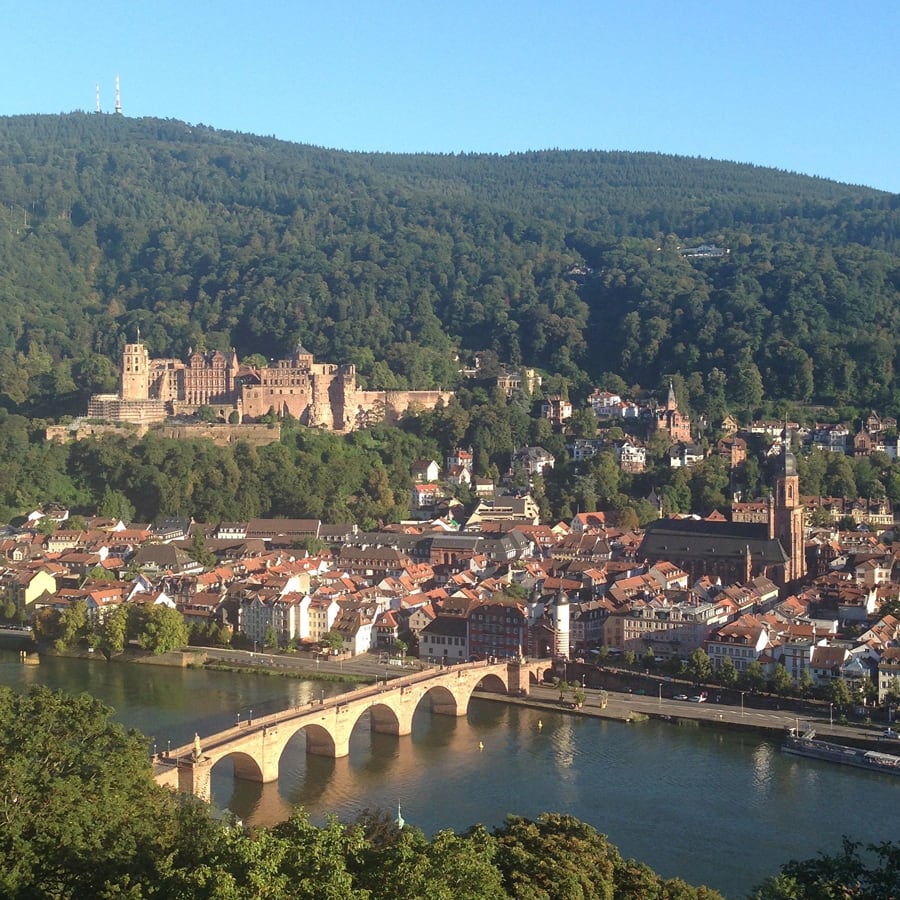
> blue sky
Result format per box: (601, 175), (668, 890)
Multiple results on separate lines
(5, 1), (899, 192)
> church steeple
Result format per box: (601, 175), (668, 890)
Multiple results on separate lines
(770, 424), (805, 584)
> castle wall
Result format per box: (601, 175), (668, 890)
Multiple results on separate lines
(356, 390), (455, 426)
(154, 423), (281, 447)
(46, 421), (145, 443)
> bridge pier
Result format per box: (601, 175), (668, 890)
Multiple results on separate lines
(506, 660), (541, 697)
(177, 755), (214, 803)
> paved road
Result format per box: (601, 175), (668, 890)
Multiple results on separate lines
(525, 682), (888, 746)
(199, 646), (430, 681)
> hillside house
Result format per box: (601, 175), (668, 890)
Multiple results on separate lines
(411, 459), (440, 483)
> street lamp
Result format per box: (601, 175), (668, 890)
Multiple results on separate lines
(320, 690), (325, 705)
(152, 741), (157, 758)
(658, 683), (662, 708)
(829, 703), (833, 729)
(740, 691), (745, 719)
(236, 712), (241, 728)
(582, 674), (586, 690)
(167, 739), (171, 756)
(249, 708), (253, 726)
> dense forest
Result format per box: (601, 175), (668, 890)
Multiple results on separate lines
(1, 112), (899, 421)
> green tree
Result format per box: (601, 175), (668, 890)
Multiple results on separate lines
(554, 678), (572, 701)
(770, 664), (794, 698)
(688, 648), (713, 685)
(0, 685), (217, 897)
(568, 407), (597, 439)
(88, 564), (115, 581)
(322, 629), (344, 654)
(718, 656), (738, 688)
(365, 824), (506, 900)
(826, 678), (852, 711)
(883, 675), (900, 710)
(101, 604), (129, 655)
(188, 530), (216, 567)
(1, 597), (18, 623)
(824, 453), (857, 499)
(264, 624), (279, 649)
(797, 668), (814, 699)
(741, 660), (767, 693)
(98, 486), (135, 522)
(57, 598), (89, 650)
(134, 604), (189, 654)
(493, 813), (618, 900)
(751, 838), (900, 900)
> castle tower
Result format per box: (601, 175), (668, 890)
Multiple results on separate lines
(292, 339), (313, 370)
(771, 432), (806, 583)
(552, 588), (570, 659)
(121, 340), (150, 400)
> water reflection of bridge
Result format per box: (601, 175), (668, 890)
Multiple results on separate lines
(154, 658), (549, 801)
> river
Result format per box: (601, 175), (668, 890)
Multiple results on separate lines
(1, 650), (897, 899)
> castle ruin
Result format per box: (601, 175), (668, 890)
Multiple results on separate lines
(88, 340), (453, 432)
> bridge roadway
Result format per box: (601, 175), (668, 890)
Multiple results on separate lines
(154, 657), (547, 802)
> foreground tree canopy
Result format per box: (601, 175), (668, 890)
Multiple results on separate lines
(1, 685), (895, 899)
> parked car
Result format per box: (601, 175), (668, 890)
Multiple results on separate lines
(673, 694), (689, 701)
(689, 692), (708, 703)
(882, 728), (899, 739)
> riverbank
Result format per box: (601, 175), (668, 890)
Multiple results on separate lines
(41, 644), (375, 684)
(488, 680), (894, 753)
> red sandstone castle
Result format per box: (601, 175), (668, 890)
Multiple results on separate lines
(88, 339), (452, 431)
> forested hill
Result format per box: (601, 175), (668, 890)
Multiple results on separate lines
(1, 112), (899, 417)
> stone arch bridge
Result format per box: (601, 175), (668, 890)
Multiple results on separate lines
(154, 658), (549, 802)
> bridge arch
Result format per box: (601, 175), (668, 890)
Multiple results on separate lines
(229, 750), (264, 783)
(477, 671), (510, 694)
(302, 722), (339, 757)
(369, 701), (403, 736)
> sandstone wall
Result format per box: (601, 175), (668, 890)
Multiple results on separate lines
(153, 423), (282, 446)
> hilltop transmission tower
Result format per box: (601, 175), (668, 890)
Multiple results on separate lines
(95, 82), (101, 113)
(115, 74), (121, 114)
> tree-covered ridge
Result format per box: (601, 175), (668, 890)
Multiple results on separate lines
(0, 112), (899, 417)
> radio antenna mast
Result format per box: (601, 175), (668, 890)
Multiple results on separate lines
(115, 75), (122, 114)
(95, 82), (101, 113)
